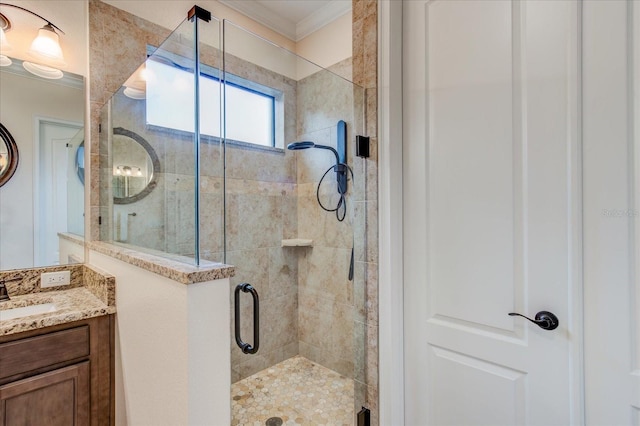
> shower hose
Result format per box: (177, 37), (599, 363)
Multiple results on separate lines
(316, 163), (354, 222)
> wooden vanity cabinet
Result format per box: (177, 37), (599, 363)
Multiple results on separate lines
(0, 315), (114, 426)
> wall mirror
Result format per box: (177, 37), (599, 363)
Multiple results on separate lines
(0, 58), (85, 270)
(0, 123), (18, 187)
(112, 127), (159, 204)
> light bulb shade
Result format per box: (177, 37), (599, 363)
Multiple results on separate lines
(27, 24), (66, 67)
(22, 61), (63, 79)
(0, 27), (12, 54)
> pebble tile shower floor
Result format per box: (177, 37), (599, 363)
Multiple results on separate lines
(231, 356), (354, 425)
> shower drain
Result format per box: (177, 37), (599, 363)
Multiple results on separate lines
(265, 417), (283, 426)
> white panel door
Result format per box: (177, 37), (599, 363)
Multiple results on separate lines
(403, 1), (581, 424)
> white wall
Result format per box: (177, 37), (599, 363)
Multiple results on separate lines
(89, 250), (230, 426)
(0, 70), (84, 269)
(59, 237), (84, 264)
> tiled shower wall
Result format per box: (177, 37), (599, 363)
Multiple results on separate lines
(295, 58), (360, 378)
(352, 0), (379, 424)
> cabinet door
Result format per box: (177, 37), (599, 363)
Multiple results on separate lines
(0, 362), (90, 426)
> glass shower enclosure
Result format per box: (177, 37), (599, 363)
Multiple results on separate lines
(99, 8), (368, 424)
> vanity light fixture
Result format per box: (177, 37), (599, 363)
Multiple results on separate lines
(0, 3), (66, 79)
(0, 12), (12, 66)
(114, 165), (142, 177)
(123, 63), (148, 100)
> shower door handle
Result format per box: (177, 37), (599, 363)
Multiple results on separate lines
(234, 283), (260, 354)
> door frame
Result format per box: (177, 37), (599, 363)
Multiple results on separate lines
(378, 1), (405, 424)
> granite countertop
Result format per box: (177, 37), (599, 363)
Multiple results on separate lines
(88, 241), (235, 284)
(0, 287), (116, 337)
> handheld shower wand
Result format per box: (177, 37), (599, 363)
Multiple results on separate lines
(286, 123), (348, 195)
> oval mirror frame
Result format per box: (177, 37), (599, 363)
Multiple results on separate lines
(113, 127), (160, 205)
(0, 123), (19, 188)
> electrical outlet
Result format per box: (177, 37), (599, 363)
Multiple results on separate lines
(41, 271), (71, 288)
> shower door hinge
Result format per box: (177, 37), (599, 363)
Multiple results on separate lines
(98, 123), (102, 133)
(188, 5), (211, 22)
(357, 407), (370, 426)
(98, 216), (102, 225)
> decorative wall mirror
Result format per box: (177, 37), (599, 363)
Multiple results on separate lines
(0, 123), (19, 187)
(112, 127), (160, 204)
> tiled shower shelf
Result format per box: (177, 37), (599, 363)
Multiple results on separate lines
(87, 241), (235, 284)
(281, 239), (313, 247)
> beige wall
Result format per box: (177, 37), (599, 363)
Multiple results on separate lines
(296, 13), (353, 80)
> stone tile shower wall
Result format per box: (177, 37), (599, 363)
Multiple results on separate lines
(295, 58), (360, 378)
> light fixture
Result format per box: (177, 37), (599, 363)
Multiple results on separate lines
(123, 63), (147, 100)
(0, 12), (12, 66)
(114, 165), (142, 177)
(0, 3), (66, 78)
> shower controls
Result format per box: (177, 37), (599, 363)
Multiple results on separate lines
(286, 120), (353, 222)
(356, 135), (370, 158)
(234, 283), (260, 354)
(336, 120), (348, 194)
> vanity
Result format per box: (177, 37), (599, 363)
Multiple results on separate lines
(0, 265), (116, 426)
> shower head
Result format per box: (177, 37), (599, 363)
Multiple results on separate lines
(287, 141), (339, 163)
(286, 141), (315, 150)
(288, 132), (348, 196)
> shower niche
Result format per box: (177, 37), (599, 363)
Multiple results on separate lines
(98, 8), (368, 424)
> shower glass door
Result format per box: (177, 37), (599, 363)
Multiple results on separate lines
(220, 21), (368, 425)
(99, 12), (223, 266)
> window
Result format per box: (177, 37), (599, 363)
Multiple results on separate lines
(145, 56), (279, 148)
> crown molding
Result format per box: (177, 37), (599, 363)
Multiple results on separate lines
(296, 0), (351, 41)
(218, 0), (297, 41)
(219, 0), (352, 42)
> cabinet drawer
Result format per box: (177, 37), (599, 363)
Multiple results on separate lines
(0, 326), (89, 380)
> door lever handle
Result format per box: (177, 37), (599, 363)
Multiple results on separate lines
(508, 311), (559, 330)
